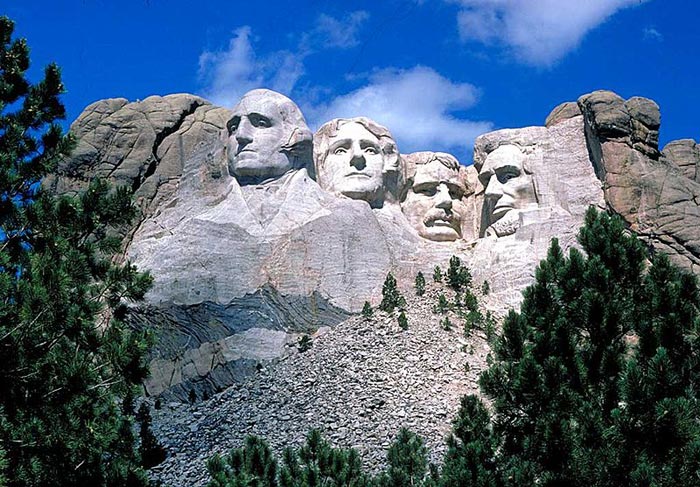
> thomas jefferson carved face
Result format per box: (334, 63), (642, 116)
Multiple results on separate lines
(226, 89), (312, 183)
(402, 153), (466, 242)
(478, 145), (538, 236)
(314, 118), (400, 208)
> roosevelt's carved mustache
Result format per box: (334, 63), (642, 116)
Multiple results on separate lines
(423, 209), (460, 226)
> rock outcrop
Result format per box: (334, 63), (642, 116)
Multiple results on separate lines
(575, 90), (700, 273)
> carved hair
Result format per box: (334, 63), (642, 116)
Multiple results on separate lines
(401, 151), (464, 202)
(473, 140), (535, 175)
(314, 117), (401, 173)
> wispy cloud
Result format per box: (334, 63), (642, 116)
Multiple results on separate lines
(198, 26), (304, 108)
(303, 11), (370, 50)
(643, 26), (663, 42)
(199, 11), (369, 107)
(307, 66), (493, 160)
(453, 0), (650, 66)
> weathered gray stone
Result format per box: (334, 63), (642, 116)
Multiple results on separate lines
(578, 90), (631, 138)
(662, 139), (700, 181)
(545, 101), (581, 127)
(579, 93), (700, 273)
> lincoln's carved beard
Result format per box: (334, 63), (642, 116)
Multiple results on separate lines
(485, 210), (521, 237)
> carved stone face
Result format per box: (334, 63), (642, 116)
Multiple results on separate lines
(402, 156), (466, 241)
(226, 90), (309, 182)
(478, 145), (538, 234)
(319, 122), (385, 202)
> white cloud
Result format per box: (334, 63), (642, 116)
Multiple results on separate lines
(198, 12), (369, 107)
(310, 11), (370, 49)
(454, 0), (650, 66)
(198, 26), (304, 108)
(643, 26), (663, 42)
(307, 66), (493, 160)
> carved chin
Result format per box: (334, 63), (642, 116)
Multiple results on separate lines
(486, 210), (520, 237)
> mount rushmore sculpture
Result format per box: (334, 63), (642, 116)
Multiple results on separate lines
(49, 88), (700, 400)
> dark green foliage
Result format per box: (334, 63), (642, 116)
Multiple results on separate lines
(362, 301), (374, 319)
(279, 429), (369, 487)
(375, 428), (431, 487)
(380, 273), (406, 314)
(415, 272), (426, 297)
(136, 403), (167, 469)
(298, 334), (312, 353)
(398, 312), (408, 331)
(433, 293), (449, 314)
(446, 208), (700, 486)
(189, 389), (197, 404)
(207, 436), (278, 487)
(480, 281), (490, 296)
(441, 317), (453, 331)
(441, 396), (498, 487)
(0, 17), (152, 487)
(208, 431), (370, 487)
(433, 266), (442, 283)
(446, 256), (472, 291)
(463, 290), (478, 312)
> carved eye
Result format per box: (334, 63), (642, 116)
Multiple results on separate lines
(449, 189), (464, 199)
(334, 147), (348, 155)
(418, 187), (437, 196)
(364, 146), (379, 155)
(498, 170), (519, 184)
(227, 117), (240, 135)
(250, 114), (271, 128)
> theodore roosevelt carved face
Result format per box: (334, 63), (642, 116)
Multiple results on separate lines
(402, 152), (467, 242)
(314, 117), (400, 208)
(226, 89), (312, 184)
(478, 144), (538, 237)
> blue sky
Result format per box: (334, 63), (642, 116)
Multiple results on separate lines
(6, 0), (700, 162)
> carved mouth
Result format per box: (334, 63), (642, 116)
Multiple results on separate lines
(425, 214), (455, 228)
(492, 205), (513, 219)
(345, 172), (370, 178)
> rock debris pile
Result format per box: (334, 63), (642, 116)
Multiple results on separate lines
(149, 281), (491, 487)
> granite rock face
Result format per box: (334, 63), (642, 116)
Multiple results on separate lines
(52, 88), (700, 402)
(576, 90), (700, 273)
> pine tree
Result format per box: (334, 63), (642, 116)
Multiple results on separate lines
(362, 301), (374, 319)
(207, 436), (278, 487)
(0, 17), (153, 486)
(415, 272), (426, 297)
(447, 256), (472, 291)
(297, 334), (312, 353)
(398, 311), (409, 331)
(375, 428), (432, 487)
(380, 272), (406, 313)
(446, 208), (700, 486)
(433, 266), (442, 283)
(279, 429), (369, 487)
(136, 403), (167, 469)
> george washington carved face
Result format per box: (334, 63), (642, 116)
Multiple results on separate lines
(226, 89), (312, 184)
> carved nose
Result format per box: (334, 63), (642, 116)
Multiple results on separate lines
(484, 175), (502, 200)
(435, 184), (452, 210)
(235, 120), (253, 146)
(349, 145), (366, 170)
